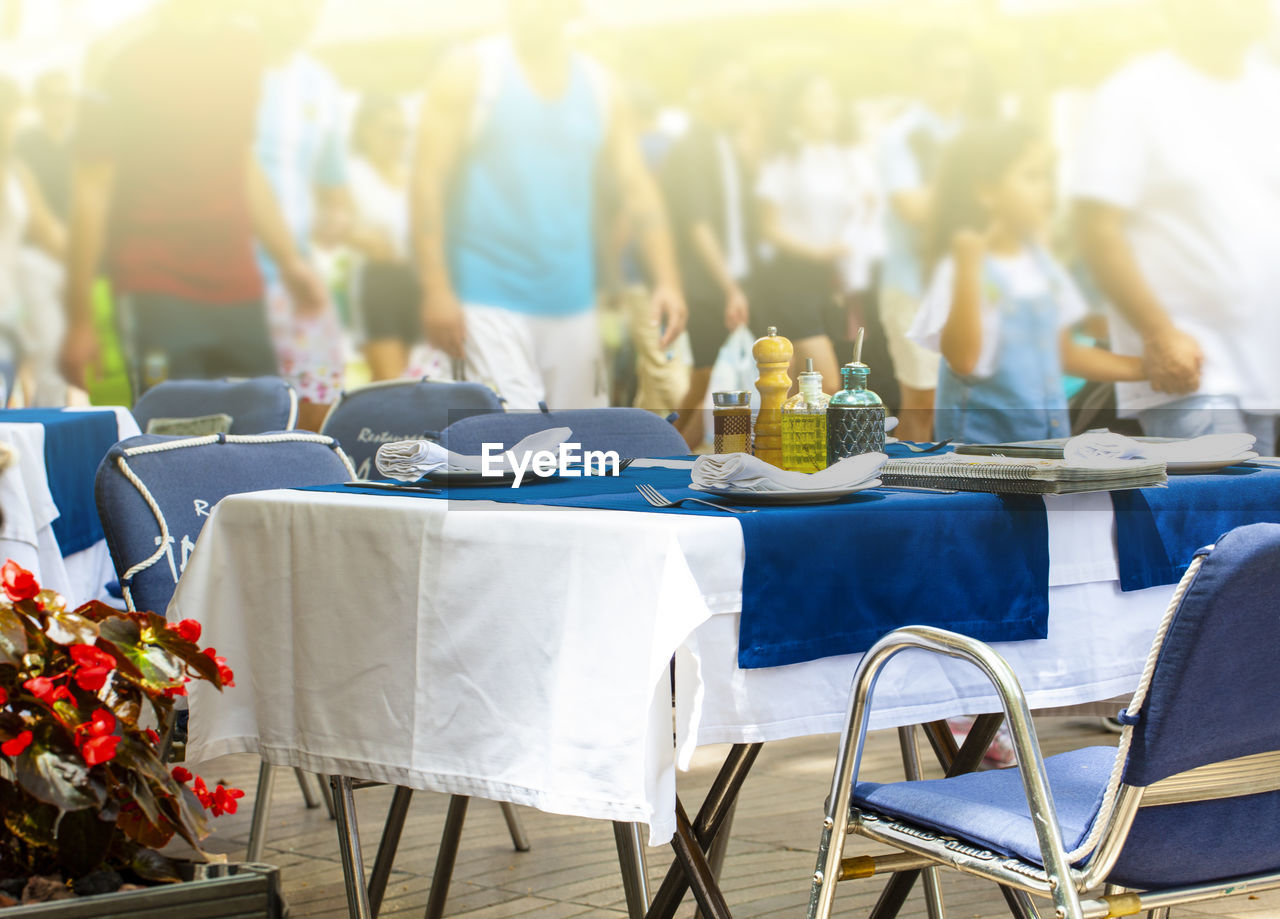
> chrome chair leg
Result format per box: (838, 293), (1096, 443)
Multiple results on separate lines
(246, 760), (276, 863)
(424, 795), (469, 919)
(613, 821), (651, 919)
(295, 767), (321, 808)
(367, 787), (414, 916)
(898, 726), (946, 919)
(331, 775), (374, 919)
(499, 801), (531, 852)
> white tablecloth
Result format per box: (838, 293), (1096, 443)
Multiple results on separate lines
(0, 407), (139, 606)
(175, 472), (1176, 846)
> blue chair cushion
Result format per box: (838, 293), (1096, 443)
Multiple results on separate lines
(854, 746), (1116, 868)
(441, 407), (686, 458)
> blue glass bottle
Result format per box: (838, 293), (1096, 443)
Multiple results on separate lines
(827, 361), (885, 464)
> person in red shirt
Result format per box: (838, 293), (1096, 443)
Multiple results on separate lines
(59, 0), (323, 396)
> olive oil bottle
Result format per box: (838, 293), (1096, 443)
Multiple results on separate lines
(781, 359), (830, 473)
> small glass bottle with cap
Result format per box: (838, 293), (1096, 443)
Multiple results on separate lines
(781, 358), (829, 472)
(712, 391), (752, 454)
(827, 329), (886, 464)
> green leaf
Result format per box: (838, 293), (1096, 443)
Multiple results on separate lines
(99, 619), (184, 690)
(0, 605), (28, 666)
(15, 727), (105, 812)
(3, 797), (57, 848)
(130, 847), (182, 884)
(149, 628), (220, 687)
(53, 807), (115, 877)
(43, 608), (100, 646)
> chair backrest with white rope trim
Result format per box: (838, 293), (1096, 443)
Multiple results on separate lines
(132, 377), (299, 435)
(1076, 522), (1280, 890)
(94, 433), (354, 616)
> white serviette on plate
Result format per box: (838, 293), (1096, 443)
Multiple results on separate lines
(375, 427), (572, 481)
(692, 452), (886, 493)
(1064, 431), (1256, 467)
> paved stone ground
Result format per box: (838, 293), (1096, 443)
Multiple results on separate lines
(182, 719), (1280, 918)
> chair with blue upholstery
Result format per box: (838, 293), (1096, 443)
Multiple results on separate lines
(95, 432), (354, 860)
(320, 378), (503, 479)
(132, 377), (299, 436)
(441, 404), (685, 458)
(809, 522), (1280, 919)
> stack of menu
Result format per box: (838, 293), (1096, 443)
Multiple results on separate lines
(881, 453), (1167, 495)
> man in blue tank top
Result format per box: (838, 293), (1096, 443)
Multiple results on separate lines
(411, 0), (686, 410)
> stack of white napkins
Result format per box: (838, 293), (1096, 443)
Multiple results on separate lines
(692, 452), (886, 493)
(375, 427), (571, 481)
(1064, 431), (1256, 467)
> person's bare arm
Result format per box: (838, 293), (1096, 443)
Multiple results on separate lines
(604, 82), (686, 349)
(59, 158), (114, 388)
(939, 232), (985, 377)
(410, 51), (474, 359)
(248, 155), (325, 316)
(1075, 199), (1201, 394)
(690, 221), (747, 330)
(1060, 330), (1145, 382)
(16, 162), (66, 259)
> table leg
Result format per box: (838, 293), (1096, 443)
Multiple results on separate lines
(670, 799), (734, 919)
(500, 801), (531, 852)
(645, 742), (762, 919)
(331, 775), (374, 919)
(295, 767), (322, 809)
(693, 798), (737, 919)
(613, 821), (651, 919)
(246, 761), (276, 864)
(1001, 886), (1043, 918)
(368, 786), (414, 917)
(424, 794), (469, 919)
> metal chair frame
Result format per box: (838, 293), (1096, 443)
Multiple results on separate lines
(808, 552), (1280, 919)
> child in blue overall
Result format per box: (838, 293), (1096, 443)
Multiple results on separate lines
(908, 120), (1144, 444)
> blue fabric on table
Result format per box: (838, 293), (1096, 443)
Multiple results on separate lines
(1111, 466), (1280, 591)
(299, 460), (1051, 669)
(1, 409), (120, 555)
(854, 745), (1115, 867)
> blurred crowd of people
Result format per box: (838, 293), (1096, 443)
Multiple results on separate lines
(1, 0), (1278, 453)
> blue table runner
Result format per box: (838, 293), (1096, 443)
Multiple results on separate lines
(300, 463), (1050, 669)
(0, 409), (121, 556)
(1112, 466), (1280, 591)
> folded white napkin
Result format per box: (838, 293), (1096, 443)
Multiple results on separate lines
(1064, 431), (1256, 467)
(692, 452), (886, 493)
(375, 427), (572, 481)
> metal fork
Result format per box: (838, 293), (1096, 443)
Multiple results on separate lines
(635, 483), (756, 514)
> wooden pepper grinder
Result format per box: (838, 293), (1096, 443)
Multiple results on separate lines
(752, 326), (793, 467)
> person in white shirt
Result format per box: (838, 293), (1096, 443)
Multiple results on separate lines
(1071, 0), (1280, 451)
(755, 73), (883, 392)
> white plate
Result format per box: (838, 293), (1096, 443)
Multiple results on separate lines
(1167, 452), (1258, 475)
(689, 479), (881, 505)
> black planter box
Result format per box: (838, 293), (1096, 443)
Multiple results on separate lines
(3, 863), (285, 918)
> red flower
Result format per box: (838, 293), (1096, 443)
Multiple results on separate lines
(2, 730), (33, 757)
(203, 648), (235, 688)
(79, 734), (120, 766)
(69, 644), (116, 691)
(0, 687), (7, 705)
(162, 683), (187, 699)
(171, 619), (202, 644)
(2, 560), (39, 602)
(171, 766), (192, 784)
(191, 776), (213, 808)
(211, 784), (245, 817)
(24, 676), (56, 704)
(51, 685), (73, 703)
(144, 728), (160, 745)
(80, 708), (115, 738)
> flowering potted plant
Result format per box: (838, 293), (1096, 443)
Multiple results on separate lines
(0, 560), (279, 915)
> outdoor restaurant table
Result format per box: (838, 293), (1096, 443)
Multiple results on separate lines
(174, 459), (1181, 848)
(0, 407), (140, 606)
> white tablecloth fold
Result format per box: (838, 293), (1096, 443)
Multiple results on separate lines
(376, 427), (571, 480)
